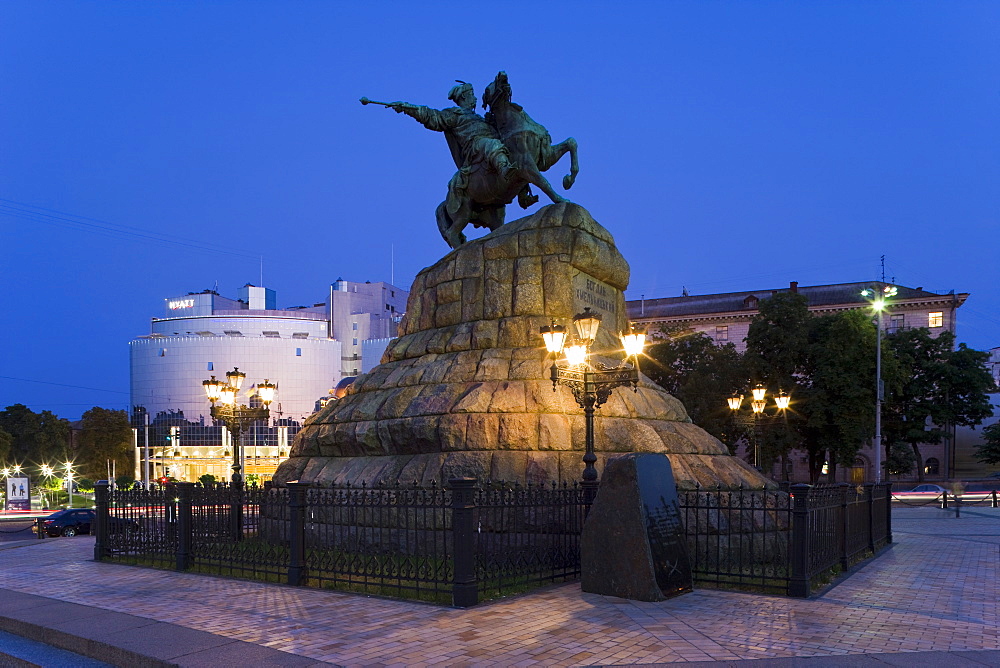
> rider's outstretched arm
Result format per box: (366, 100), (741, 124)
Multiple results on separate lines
(396, 104), (456, 133)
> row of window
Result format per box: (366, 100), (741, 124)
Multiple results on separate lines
(710, 312), (944, 342)
(160, 348), (305, 358)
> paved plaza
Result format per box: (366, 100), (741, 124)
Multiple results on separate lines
(0, 506), (998, 666)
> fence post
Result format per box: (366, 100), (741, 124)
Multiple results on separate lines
(837, 483), (850, 570)
(165, 482), (178, 542)
(231, 481), (245, 542)
(175, 482), (195, 571)
(93, 481), (110, 561)
(940, 490), (948, 509)
(450, 477), (478, 608)
(864, 483), (876, 554)
(286, 481), (309, 586)
(788, 483), (811, 598)
(884, 482), (893, 544)
(993, 490), (998, 509)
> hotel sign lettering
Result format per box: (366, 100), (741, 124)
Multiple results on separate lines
(168, 299), (195, 310)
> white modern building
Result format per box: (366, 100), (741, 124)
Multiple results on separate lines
(129, 280), (407, 482)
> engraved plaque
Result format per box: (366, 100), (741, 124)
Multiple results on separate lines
(572, 271), (619, 321)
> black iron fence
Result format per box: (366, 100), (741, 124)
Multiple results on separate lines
(679, 482), (892, 596)
(94, 479), (891, 605)
(94, 478), (588, 607)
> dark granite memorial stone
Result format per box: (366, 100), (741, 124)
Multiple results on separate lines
(581, 453), (692, 601)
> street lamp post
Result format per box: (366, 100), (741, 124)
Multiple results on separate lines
(202, 368), (277, 485)
(861, 284), (897, 483)
(202, 368), (276, 541)
(63, 462), (74, 508)
(727, 384), (791, 473)
(540, 308), (646, 493)
(39, 464), (54, 509)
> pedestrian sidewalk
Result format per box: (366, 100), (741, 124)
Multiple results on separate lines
(0, 506), (998, 666)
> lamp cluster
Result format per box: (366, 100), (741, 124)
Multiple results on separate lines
(203, 368), (277, 408)
(539, 308), (647, 484)
(541, 308), (646, 364)
(727, 384), (791, 472)
(201, 367), (277, 484)
(728, 383), (791, 414)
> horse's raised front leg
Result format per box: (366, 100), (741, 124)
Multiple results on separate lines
(545, 137), (579, 190)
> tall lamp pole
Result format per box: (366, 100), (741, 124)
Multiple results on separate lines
(540, 308), (646, 493)
(203, 368), (277, 485)
(202, 368), (276, 542)
(861, 284), (897, 483)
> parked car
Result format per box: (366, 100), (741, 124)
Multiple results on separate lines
(892, 484), (994, 503)
(891, 484), (947, 502)
(40, 509), (139, 537)
(41, 509), (95, 537)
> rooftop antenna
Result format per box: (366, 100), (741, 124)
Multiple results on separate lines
(880, 255), (886, 283)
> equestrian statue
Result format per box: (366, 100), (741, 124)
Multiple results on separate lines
(361, 71), (579, 249)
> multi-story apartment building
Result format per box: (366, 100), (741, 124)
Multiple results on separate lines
(628, 281), (967, 351)
(625, 281), (971, 484)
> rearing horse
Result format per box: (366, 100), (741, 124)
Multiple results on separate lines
(434, 72), (580, 248)
(483, 71), (579, 208)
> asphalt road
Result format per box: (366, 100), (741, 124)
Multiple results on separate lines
(0, 519), (40, 542)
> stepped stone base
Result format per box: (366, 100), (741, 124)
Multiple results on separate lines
(274, 203), (771, 491)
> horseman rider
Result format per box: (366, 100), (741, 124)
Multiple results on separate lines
(391, 81), (517, 179)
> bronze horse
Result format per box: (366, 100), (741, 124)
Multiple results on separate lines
(435, 72), (580, 248)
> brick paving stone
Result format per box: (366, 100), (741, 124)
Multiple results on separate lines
(0, 506), (999, 665)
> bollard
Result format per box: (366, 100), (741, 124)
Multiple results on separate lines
(93, 481), (110, 560)
(36, 517), (45, 539)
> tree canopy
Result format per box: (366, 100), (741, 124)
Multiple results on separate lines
(0, 404), (70, 466)
(76, 407), (134, 480)
(974, 421), (1000, 467)
(883, 329), (995, 480)
(644, 326), (746, 448)
(643, 293), (994, 484)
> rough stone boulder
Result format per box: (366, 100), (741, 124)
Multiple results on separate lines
(273, 203), (770, 490)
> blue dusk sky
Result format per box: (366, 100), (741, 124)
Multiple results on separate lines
(2, 1), (998, 420)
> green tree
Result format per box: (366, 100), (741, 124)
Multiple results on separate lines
(745, 293), (811, 391)
(884, 329), (995, 481)
(974, 422), (1000, 467)
(0, 404), (70, 465)
(198, 473), (218, 486)
(77, 407), (134, 481)
(798, 310), (884, 483)
(744, 293), (810, 474)
(644, 326), (747, 448)
(0, 427), (11, 464)
(886, 440), (917, 477)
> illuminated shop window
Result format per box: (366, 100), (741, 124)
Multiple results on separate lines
(928, 312), (943, 328)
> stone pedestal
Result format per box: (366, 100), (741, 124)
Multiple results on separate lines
(581, 453), (692, 601)
(274, 203), (771, 491)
